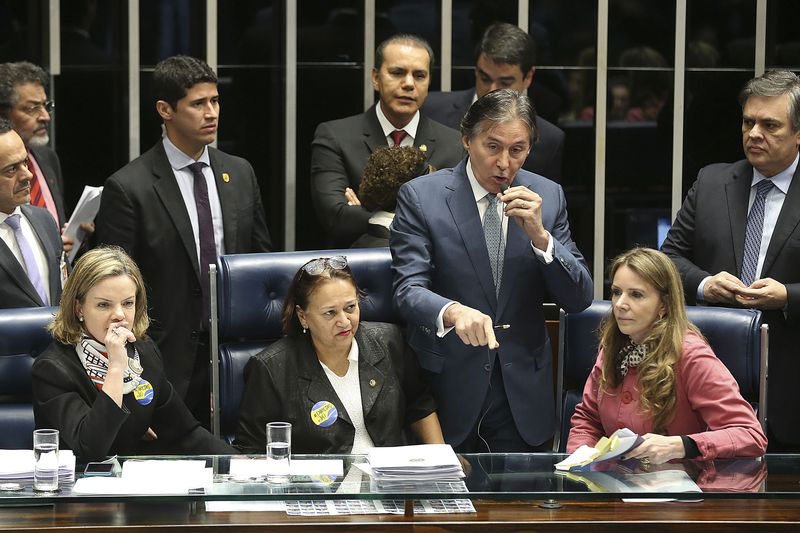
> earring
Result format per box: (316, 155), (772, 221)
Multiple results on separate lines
(302, 327), (307, 334)
(78, 316), (84, 322)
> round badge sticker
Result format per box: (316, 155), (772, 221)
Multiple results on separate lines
(310, 400), (338, 427)
(133, 380), (154, 405)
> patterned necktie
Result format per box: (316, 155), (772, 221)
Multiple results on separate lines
(390, 129), (408, 146)
(483, 194), (504, 295)
(26, 156), (47, 210)
(4, 214), (49, 305)
(187, 162), (218, 327)
(740, 179), (774, 286)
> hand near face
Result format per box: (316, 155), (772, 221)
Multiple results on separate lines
(498, 186), (549, 250)
(104, 321), (135, 369)
(734, 277), (788, 310)
(443, 303), (498, 349)
(624, 433), (685, 464)
(703, 271), (747, 304)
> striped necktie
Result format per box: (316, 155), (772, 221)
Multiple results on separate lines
(740, 179), (774, 286)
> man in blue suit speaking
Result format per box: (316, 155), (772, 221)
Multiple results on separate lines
(391, 89), (592, 452)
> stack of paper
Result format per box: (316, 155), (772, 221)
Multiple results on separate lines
(62, 185), (103, 262)
(555, 428), (643, 471)
(0, 449), (76, 482)
(73, 459), (212, 495)
(367, 444), (465, 485)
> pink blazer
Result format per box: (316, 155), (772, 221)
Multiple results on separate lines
(567, 331), (767, 460)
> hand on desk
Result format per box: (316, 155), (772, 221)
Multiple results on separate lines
(443, 303), (498, 349)
(624, 433), (685, 465)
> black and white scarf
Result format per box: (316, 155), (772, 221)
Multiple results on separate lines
(75, 336), (144, 393)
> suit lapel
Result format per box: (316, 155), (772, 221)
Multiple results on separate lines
(0, 236), (40, 304)
(208, 148), (237, 252)
(296, 336), (353, 426)
(763, 163), (800, 275)
(362, 106), (388, 156)
(355, 327), (385, 419)
(22, 205), (60, 303)
(446, 162), (497, 312)
(150, 144), (201, 280)
(415, 116), (439, 162)
(725, 162), (751, 275)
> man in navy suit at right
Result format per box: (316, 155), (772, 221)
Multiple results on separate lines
(421, 23), (565, 182)
(391, 90), (591, 452)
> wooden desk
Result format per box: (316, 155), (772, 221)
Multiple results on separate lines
(1, 498), (799, 531)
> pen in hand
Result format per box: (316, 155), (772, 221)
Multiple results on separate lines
(494, 324), (511, 330)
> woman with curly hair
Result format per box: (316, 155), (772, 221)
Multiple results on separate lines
(567, 247), (766, 463)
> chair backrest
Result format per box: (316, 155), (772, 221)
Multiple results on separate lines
(554, 300), (766, 452)
(211, 248), (396, 442)
(0, 306), (57, 449)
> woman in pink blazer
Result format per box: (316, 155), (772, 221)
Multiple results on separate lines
(567, 248), (767, 463)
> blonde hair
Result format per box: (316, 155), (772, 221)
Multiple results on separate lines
(598, 247), (701, 432)
(50, 246), (150, 345)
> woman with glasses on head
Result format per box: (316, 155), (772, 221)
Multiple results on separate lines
(235, 256), (444, 454)
(31, 246), (236, 463)
(567, 248), (767, 463)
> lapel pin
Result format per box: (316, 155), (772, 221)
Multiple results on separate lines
(222, 173), (230, 183)
(419, 144), (428, 153)
(369, 379), (377, 387)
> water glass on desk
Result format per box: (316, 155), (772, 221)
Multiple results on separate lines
(33, 429), (59, 492)
(266, 422), (291, 484)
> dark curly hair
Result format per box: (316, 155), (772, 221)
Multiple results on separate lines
(358, 146), (434, 212)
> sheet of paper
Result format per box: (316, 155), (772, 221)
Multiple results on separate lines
(284, 499), (475, 516)
(0, 449), (76, 481)
(63, 185), (103, 262)
(228, 459), (343, 480)
(205, 501), (286, 512)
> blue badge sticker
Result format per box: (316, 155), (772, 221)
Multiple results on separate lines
(133, 379), (154, 405)
(310, 401), (338, 427)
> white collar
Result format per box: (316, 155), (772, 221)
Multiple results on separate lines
(368, 211), (395, 228)
(465, 157), (507, 203)
(375, 102), (420, 140)
(162, 135), (211, 171)
(752, 152), (798, 195)
(0, 205), (23, 224)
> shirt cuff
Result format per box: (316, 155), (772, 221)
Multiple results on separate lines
(697, 276), (711, 303)
(436, 301), (458, 337)
(681, 435), (700, 459)
(530, 232), (554, 264)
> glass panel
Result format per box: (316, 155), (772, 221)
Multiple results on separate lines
(687, 0), (755, 69)
(0, 0), (46, 63)
(609, 0), (675, 67)
(139, 0), (205, 67)
(218, 1), (285, 250)
(296, 1), (364, 250)
(55, 0), (128, 212)
(767, 0), (800, 69)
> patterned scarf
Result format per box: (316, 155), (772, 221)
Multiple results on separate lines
(617, 340), (647, 377)
(75, 336), (144, 394)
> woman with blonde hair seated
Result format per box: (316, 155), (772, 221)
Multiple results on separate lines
(567, 247), (767, 463)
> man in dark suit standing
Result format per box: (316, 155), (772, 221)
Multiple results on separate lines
(391, 90), (592, 452)
(94, 56), (272, 427)
(311, 34), (464, 248)
(661, 69), (800, 451)
(421, 23), (565, 182)
(0, 118), (63, 309)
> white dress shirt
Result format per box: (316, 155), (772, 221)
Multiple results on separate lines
(375, 102), (419, 147)
(0, 207), (51, 301)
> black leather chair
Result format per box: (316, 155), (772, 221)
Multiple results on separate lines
(553, 300), (767, 452)
(0, 306), (57, 449)
(210, 248), (397, 443)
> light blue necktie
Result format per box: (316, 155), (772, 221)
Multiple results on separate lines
(4, 214), (49, 305)
(483, 194), (504, 295)
(740, 179), (774, 286)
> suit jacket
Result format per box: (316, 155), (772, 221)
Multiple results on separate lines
(310, 106), (464, 247)
(32, 337), (236, 463)
(391, 160), (593, 447)
(350, 222), (390, 249)
(234, 322), (437, 454)
(421, 89), (565, 182)
(661, 159), (800, 444)
(0, 205), (62, 308)
(567, 331), (767, 460)
(29, 145), (66, 226)
(94, 141), (272, 398)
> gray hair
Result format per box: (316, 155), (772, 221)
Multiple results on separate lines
(0, 62), (49, 115)
(739, 69), (800, 132)
(460, 89), (539, 144)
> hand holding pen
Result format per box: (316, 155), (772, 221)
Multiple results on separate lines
(497, 184), (549, 250)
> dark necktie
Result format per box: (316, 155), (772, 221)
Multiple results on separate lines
(483, 194), (504, 295)
(740, 179), (774, 286)
(187, 162), (218, 327)
(4, 214), (49, 305)
(390, 129), (408, 146)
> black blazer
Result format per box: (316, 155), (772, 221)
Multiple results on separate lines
(29, 145), (66, 226)
(0, 205), (63, 308)
(310, 106), (464, 247)
(94, 141), (272, 398)
(661, 158), (800, 443)
(350, 223), (390, 249)
(234, 322), (437, 454)
(32, 337), (235, 463)
(421, 89), (565, 182)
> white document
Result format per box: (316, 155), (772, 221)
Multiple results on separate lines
(63, 185), (102, 262)
(368, 444), (464, 480)
(0, 449), (75, 482)
(228, 458), (344, 480)
(205, 501), (286, 512)
(73, 459), (212, 495)
(555, 428), (643, 471)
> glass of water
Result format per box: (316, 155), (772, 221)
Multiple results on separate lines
(266, 421), (291, 484)
(33, 429), (59, 492)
